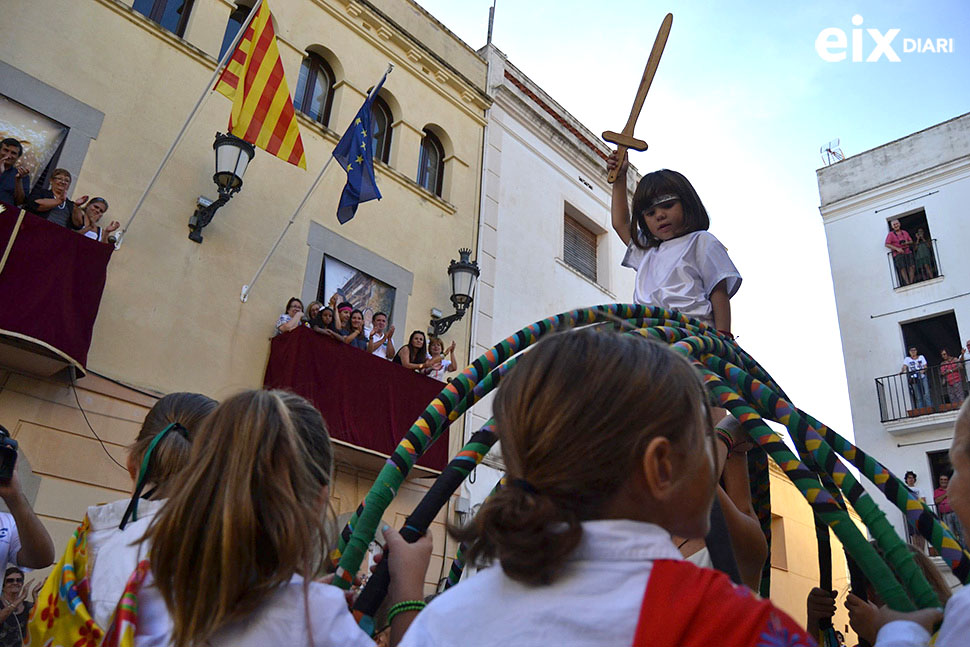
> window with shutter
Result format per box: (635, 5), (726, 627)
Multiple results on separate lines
(563, 214), (597, 282)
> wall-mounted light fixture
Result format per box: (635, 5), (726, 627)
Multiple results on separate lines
(188, 132), (255, 243)
(429, 248), (480, 337)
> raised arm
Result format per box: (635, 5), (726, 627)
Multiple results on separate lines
(607, 151), (632, 246)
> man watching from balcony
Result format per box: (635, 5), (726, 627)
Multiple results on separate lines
(885, 219), (915, 286)
(902, 347), (931, 410)
(24, 168), (84, 230)
(0, 138), (29, 207)
(367, 312), (395, 360)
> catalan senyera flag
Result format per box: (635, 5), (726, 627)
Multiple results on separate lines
(214, 0), (306, 169)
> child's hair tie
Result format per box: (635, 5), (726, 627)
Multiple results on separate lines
(510, 478), (539, 495)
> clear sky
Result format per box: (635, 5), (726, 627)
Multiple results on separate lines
(415, 0), (970, 441)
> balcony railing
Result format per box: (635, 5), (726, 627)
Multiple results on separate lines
(875, 358), (968, 422)
(886, 238), (941, 289)
(263, 327), (450, 470)
(0, 203), (112, 378)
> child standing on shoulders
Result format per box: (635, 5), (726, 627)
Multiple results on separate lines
(607, 153), (741, 336)
(399, 328), (809, 647)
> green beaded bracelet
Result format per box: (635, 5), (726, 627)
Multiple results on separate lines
(387, 600), (427, 624)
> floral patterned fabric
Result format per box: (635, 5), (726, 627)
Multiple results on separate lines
(633, 559), (816, 647)
(26, 515), (147, 647)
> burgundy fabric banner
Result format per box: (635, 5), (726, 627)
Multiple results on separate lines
(263, 326), (450, 470)
(0, 204), (112, 370)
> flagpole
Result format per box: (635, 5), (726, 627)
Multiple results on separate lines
(240, 63), (394, 303)
(114, 0), (264, 249)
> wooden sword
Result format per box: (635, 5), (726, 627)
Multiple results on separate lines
(603, 12), (673, 183)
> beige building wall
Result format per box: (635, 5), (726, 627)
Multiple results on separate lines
(768, 461), (861, 643)
(1, 0), (488, 592)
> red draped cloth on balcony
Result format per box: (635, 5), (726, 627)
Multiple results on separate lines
(0, 203), (112, 372)
(263, 327), (450, 470)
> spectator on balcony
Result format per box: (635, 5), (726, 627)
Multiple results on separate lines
(885, 219), (915, 286)
(904, 471), (926, 551)
(275, 297), (305, 336)
(426, 338), (458, 382)
(934, 473), (964, 545)
(326, 295), (354, 333)
(347, 309), (369, 351)
(77, 198), (120, 244)
(902, 347), (931, 410)
(305, 301), (324, 329)
(317, 307), (336, 333)
(913, 228), (935, 281)
(939, 348), (966, 406)
(394, 330), (433, 373)
(0, 138), (29, 207)
(367, 312), (395, 360)
(24, 169), (84, 230)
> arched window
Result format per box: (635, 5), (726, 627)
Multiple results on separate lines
(417, 129), (444, 197)
(294, 54), (335, 127)
(218, 1), (255, 60)
(370, 97), (392, 164)
(132, 0), (195, 37)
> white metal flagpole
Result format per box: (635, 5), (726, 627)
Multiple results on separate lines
(240, 63), (394, 303)
(114, 0), (264, 249)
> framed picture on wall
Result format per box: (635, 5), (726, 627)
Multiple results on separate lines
(319, 255), (396, 329)
(0, 94), (68, 191)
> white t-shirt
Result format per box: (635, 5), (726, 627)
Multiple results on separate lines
(399, 519), (684, 647)
(902, 356), (927, 376)
(873, 583), (970, 646)
(621, 230), (741, 327)
(209, 576), (374, 647)
(85, 500), (373, 647)
(0, 512), (23, 568)
(86, 498), (171, 645)
(427, 359), (452, 381)
(369, 331), (391, 359)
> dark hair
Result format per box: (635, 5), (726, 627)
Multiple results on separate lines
(148, 390), (333, 646)
(88, 197), (108, 211)
(904, 470), (917, 481)
(130, 392), (218, 497)
(319, 306), (335, 330)
(3, 567), (23, 580)
(455, 327), (708, 585)
(337, 301), (353, 311)
(284, 297), (303, 313)
(0, 138), (23, 157)
(373, 311), (388, 321)
(407, 330), (428, 364)
(350, 308), (365, 331)
(630, 169), (710, 249)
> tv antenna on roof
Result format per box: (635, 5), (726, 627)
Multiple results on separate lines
(820, 138), (844, 166)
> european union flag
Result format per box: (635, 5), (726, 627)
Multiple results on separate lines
(332, 75), (386, 224)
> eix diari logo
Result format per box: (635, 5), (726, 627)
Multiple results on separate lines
(816, 14), (954, 62)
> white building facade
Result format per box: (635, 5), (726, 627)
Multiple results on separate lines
(817, 112), (970, 539)
(462, 44), (637, 507)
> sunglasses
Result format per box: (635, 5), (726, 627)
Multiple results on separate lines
(4, 577), (23, 584)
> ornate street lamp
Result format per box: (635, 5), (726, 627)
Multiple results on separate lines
(429, 248), (480, 337)
(188, 132), (255, 243)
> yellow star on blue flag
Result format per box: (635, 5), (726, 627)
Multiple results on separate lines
(332, 74), (387, 224)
